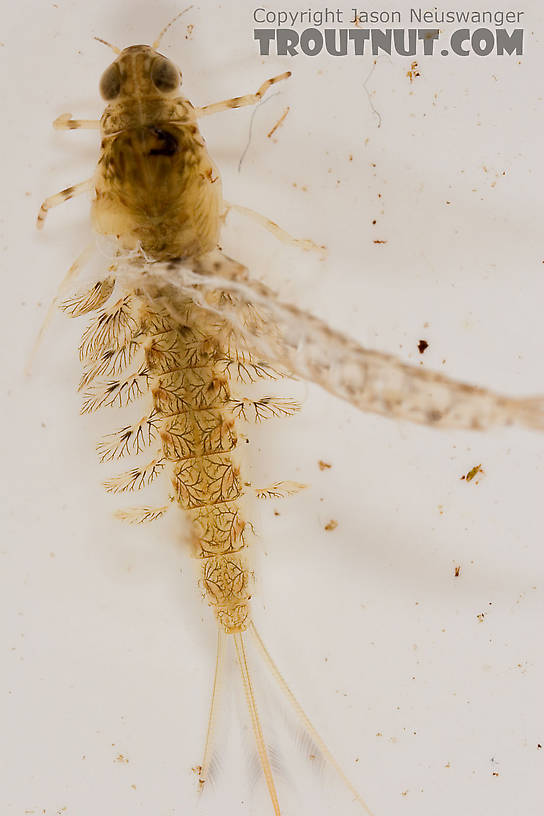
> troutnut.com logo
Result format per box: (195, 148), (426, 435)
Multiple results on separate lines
(253, 7), (525, 57)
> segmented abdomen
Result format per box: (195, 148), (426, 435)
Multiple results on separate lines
(74, 286), (252, 633)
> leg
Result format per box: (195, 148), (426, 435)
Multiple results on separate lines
(224, 202), (326, 257)
(195, 72), (291, 118)
(53, 113), (101, 131)
(37, 178), (94, 229)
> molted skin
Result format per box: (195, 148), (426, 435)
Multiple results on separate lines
(92, 45), (222, 260)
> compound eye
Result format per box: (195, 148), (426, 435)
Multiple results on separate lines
(151, 57), (180, 92)
(99, 63), (121, 100)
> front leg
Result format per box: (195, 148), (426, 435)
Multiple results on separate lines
(195, 72), (291, 118)
(53, 113), (101, 131)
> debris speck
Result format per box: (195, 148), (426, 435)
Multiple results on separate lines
(324, 519), (338, 532)
(267, 106), (290, 140)
(406, 61), (421, 82)
(418, 339), (429, 354)
(477, 612), (485, 623)
(454, 565), (461, 577)
(318, 460), (332, 471)
(461, 464), (483, 483)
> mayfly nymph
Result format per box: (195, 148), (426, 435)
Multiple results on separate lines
(37, 13), (544, 816)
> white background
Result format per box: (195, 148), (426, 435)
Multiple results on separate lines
(1, 1), (543, 815)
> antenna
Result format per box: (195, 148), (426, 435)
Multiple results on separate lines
(94, 37), (122, 55)
(152, 5), (193, 50)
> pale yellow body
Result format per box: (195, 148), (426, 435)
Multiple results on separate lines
(81, 46), (255, 632)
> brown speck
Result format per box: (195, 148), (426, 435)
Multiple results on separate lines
(267, 106), (290, 140)
(318, 460), (332, 471)
(418, 339), (429, 354)
(115, 753), (129, 763)
(185, 23), (194, 39)
(372, 219), (377, 225)
(324, 519), (338, 532)
(454, 565), (461, 577)
(406, 60), (421, 82)
(492, 772), (499, 777)
(373, 239), (387, 244)
(477, 613), (485, 623)
(348, 154), (353, 161)
(464, 464), (483, 482)
(273, 510), (280, 516)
